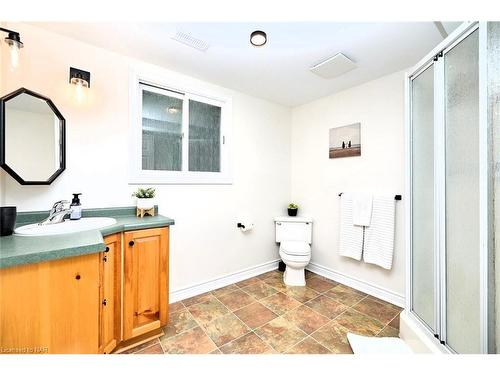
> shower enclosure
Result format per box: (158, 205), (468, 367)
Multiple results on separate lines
(405, 21), (497, 354)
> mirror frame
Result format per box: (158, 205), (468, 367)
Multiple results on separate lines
(0, 87), (66, 185)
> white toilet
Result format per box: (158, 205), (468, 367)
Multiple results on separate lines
(274, 216), (313, 286)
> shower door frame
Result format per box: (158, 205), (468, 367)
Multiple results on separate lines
(405, 21), (490, 354)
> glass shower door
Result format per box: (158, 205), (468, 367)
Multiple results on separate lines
(411, 64), (436, 332)
(443, 28), (480, 354)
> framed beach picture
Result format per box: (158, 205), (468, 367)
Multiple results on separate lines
(329, 123), (361, 158)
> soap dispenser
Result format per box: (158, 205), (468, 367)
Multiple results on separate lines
(70, 193), (82, 220)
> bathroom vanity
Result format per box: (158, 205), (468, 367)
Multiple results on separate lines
(0, 207), (174, 354)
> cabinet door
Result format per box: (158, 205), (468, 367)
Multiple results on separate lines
(123, 227), (169, 340)
(99, 234), (121, 353)
(0, 254), (100, 354)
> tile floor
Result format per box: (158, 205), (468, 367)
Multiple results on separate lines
(122, 270), (402, 354)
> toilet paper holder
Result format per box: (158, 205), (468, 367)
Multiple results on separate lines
(237, 222), (254, 232)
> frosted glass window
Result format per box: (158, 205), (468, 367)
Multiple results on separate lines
(444, 29), (480, 354)
(411, 65), (435, 332)
(188, 100), (221, 172)
(141, 90), (183, 171)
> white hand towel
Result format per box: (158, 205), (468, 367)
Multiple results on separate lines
(352, 193), (373, 227)
(338, 193), (364, 261)
(363, 195), (395, 270)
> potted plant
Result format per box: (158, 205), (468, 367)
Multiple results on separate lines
(132, 187), (156, 209)
(287, 203), (299, 217)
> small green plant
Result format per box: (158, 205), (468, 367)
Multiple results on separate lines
(288, 203), (299, 209)
(132, 187), (156, 199)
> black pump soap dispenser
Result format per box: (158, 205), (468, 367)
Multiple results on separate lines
(70, 193), (82, 220)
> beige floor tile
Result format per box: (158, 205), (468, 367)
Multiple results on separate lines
(283, 286), (319, 303)
(282, 305), (330, 334)
(134, 343), (164, 354)
(236, 277), (261, 288)
(324, 285), (367, 307)
(203, 313), (250, 347)
(311, 321), (353, 354)
(242, 282), (278, 300)
(353, 297), (401, 325)
(233, 302), (278, 329)
(163, 309), (198, 338)
(388, 314), (400, 330)
(334, 309), (385, 336)
(211, 284), (240, 298)
(286, 337), (331, 354)
(182, 292), (213, 307)
(169, 301), (185, 313)
(377, 326), (399, 338)
(260, 292), (302, 316)
(161, 326), (217, 354)
(255, 316), (307, 353)
(217, 290), (256, 311)
(257, 270), (281, 280)
(220, 332), (275, 354)
(305, 295), (349, 319)
(187, 296), (230, 325)
(306, 277), (338, 293)
(121, 338), (160, 354)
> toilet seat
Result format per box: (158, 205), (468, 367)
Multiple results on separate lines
(280, 241), (311, 256)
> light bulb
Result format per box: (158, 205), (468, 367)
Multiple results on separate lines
(75, 79), (84, 103)
(10, 43), (19, 68)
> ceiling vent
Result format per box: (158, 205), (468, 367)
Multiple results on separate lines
(310, 53), (357, 79)
(171, 30), (210, 52)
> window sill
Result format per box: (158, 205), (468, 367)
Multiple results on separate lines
(128, 171), (233, 185)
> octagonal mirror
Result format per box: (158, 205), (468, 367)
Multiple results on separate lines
(0, 88), (65, 185)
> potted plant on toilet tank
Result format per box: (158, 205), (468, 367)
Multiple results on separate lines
(132, 187), (156, 209)
(287, 203), (299, 217)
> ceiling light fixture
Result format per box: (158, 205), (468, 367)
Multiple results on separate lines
(167, 107), (179, 114)
(250, 30), (267, 47)
(0, 27), (23, 68)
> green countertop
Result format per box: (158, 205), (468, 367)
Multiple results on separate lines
(0, 206), (174, 269)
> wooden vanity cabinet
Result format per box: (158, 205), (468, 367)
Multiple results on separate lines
(0, 226), (170, 354)
(0, 253), (100, 354)
(123, 227), (169, 341)
(98, 233), (121, 354)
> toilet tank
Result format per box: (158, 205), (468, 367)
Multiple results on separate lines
(274, 216), (313, 244)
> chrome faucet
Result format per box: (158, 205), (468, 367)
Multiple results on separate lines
(39, 200), (73, 225)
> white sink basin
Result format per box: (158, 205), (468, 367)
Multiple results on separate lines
(15, 217), (117, 236)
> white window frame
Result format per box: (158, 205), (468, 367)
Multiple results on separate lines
(129, 69), (232, 184)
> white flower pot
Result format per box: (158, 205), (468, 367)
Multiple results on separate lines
(136, 198), (154, 210)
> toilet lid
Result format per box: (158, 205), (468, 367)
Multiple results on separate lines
(280, 241), (311, 256)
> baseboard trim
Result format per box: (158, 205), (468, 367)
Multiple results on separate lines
(169, 259), (280, 303)
(306, 262), (405, 308)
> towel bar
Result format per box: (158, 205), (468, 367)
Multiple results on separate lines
(338, 193), (402, 200)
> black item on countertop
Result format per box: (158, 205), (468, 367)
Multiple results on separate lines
(0, 206), (17, 236)
(287, 208), (298, 216)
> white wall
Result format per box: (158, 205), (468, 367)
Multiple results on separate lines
(0, 22), (408, 301)
(0, 23), (291, 292)
(291, 71), (406, 297)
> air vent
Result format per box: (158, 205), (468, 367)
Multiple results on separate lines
(310, 53), (357, 79)
(171, 30), (210, 52)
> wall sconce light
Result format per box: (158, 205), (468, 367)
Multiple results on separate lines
(69, 67), (90, 102)
(0, 27), (23, 68)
